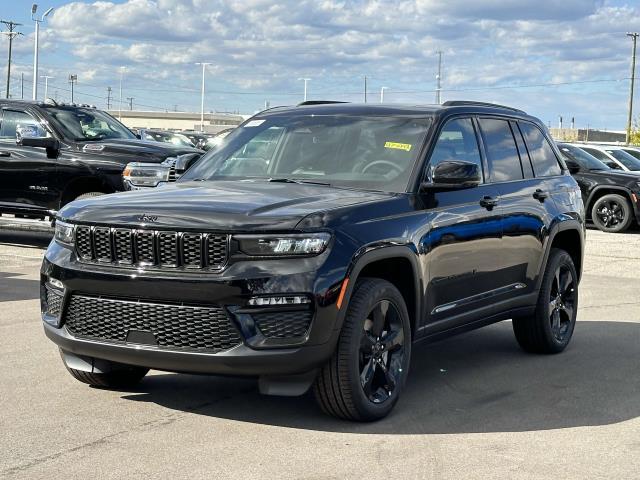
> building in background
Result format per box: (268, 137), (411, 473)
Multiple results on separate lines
(108, 110), (244, 133)
(549, 128), (626, 144)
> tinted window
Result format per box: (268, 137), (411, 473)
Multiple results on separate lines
(478, 118), (523, 182)
(605, 149), (640, 171)
(0, 110), (43, 139)
(519, 123), (561, 177)
(428, 118), (483, 180)
(512, 123), (534, 178)
(622, 148), (640, 161)
(581, 147), (611, 162)
(557, 144), (608, 170)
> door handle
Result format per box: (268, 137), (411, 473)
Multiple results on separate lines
(479, 195), (499, 210)
(533, 189), (548, 201)
(0, 151), (10, 157)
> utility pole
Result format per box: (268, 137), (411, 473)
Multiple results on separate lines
(1, 20), (22, 99)
(435, 51), (443, 104)
(127, 97), (134, 110)
(106, 87), (112, 110)
(195, 62), (212, 132)
(20, 73), (24, 98)
(68, 74), (77, 103)
(380, 86), (387, 103)
(626, 32), (638, 145)
(118, 66), (126, 120)
(364, 76), (367, 103)
(41, 75), (53, 99)
(298, 78), (310, 102)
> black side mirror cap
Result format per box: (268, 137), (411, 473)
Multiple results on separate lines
(564, 160), (581, 174)
(20, 137), (60, 158)
(421, 160), (482, 191)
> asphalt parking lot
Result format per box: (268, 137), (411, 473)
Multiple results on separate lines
(1, 227), (639, 479)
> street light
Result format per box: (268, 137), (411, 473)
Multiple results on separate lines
(298, 78), (310, 102)
(31, 4), (54, 100)
(118, 66), (126, 120)
(380, 86), (388, 103)
(40, 75), (53, 99)
(196, 62), (212, 132)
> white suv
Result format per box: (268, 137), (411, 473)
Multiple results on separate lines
(570, 144), (640, 173)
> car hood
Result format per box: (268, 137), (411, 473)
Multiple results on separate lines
(77, 138), (202, 164)
(59, 180), (392, 230)
(580, 169), (640, 182)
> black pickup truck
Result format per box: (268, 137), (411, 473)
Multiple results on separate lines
(0, 100), (202, 219)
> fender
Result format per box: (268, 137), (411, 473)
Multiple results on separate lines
(585, 185), (640, 220)
(333, 243), (423, 336)
(534, 216), (584, 291)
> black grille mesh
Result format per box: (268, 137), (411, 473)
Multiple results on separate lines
(74, 226), (228, 271)
(64, 295), (242, 352)
(45, 287), (63, 317)
(254, 310), (312, 338)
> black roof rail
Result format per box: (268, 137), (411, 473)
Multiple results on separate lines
(297, 100), (350, 106)
(442, 100), (525, 114)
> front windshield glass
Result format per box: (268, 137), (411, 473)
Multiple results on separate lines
(46, 107), (136, 141)
(558, 144), (609, 170)
(606, 149), (640, 171)
(182, 114), (432, 192)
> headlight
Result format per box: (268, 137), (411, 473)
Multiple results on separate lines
(235, 233), (331, 256)
(54, 220), (74, 247)
(123, 162), (170, 187)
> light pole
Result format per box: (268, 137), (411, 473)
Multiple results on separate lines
(40, 74), (53, 99)
(298, 78), (310, 102)
(196, 62), (212, 132)
(626, 32), (638, 145)
(31, 4), (54, 101)
(118, 66), (125, 120)
(380, 86), (388, 103)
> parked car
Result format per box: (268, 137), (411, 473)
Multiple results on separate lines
(139, 129), (197, 148)
(557, 143), (640, 232)
(620, 145), (640, 161)
(42, 101), (584, 421)
(0, 100), (202, 219)
(570, 143), (640, 173)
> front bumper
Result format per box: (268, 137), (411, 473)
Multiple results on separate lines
(40, 241), (347, 377)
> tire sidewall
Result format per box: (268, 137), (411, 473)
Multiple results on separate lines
(591, 194), (632, 233)
(343, 280), (412, 419)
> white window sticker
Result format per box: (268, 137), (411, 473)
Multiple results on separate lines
(245, 119), (266, 127)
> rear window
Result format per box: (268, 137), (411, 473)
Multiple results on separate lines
(519, 123), (561, 177)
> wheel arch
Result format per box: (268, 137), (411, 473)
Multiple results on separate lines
(585, 186), (637, 220)
(538, 220), (584, 289)
(59, 176), (115, 208)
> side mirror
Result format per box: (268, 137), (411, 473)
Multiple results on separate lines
(421, 160), (482, 191)
(564, 160), (581, 174)
(17, 126), (60, 159)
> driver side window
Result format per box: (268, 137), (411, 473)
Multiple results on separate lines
(428, 118), (483, 181)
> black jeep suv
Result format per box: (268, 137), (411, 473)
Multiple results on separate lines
(557, 143), (640, 233)
(41, 101), (584, 421)
(0, 100), (201, 219)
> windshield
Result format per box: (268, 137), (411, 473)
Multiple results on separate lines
(144, 131), (195, 147)
(606, 149), (640, 171)
(182, 114), (432, 192)
(46, 107), (136, 141)
(558, 144), (609, 170)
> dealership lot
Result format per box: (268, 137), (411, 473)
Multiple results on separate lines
(1, 228), (639, 479)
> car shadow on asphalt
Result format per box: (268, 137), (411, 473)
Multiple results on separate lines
(0, 272), (41, 302)
(120, 320), (640, 434)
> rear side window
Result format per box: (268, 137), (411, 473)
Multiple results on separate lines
(478, 118), (523, 182)
(519, 122), (562, 177)
(428, 117), (483, 181)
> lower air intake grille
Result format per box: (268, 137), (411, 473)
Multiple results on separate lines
(254, 310), (313, 338)
(64, 295), (242, 353)
(45, 287), (63, 317)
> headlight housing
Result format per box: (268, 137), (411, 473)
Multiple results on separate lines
(54, 220), (74, 247)
(123, 162), (170, 187)
(235, 233), (331, 256)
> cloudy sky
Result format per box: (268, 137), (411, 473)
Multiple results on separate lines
(1, 0), (640, 129)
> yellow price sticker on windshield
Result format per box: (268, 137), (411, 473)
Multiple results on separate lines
(384, 141), (412, 152)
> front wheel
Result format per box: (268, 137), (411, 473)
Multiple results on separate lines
(591, 194), (633, 233)
(313, 278), (412, 421)
(513, 248), (578, 353)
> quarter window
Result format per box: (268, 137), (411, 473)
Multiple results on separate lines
(519, 122), (562, 177)
(478, 118), (523, 182)
(428, 118), (483, 181)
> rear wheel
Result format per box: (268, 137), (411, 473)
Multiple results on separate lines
(313, 278), (411, 421)
(591, 194), (633, 233)
(513, 248), (578, 353)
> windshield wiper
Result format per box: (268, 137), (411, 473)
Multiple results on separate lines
(268, 178), (331, 186)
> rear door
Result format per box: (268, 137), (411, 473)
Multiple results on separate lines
(0, 108), (58, 210)
(477, 117), (547, 300)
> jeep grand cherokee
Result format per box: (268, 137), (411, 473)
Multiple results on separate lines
(41, 101), (584, 421)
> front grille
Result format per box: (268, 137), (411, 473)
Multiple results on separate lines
(166, 158), (180, 182)
(254, 310), (312, 338)
(64, 295), (242, 353)
(74, 226), (228, 271)
(45, 287), (63, 317)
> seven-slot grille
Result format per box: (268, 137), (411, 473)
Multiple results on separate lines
(75, 225), (228, 271)
(64, 295), (242, 352)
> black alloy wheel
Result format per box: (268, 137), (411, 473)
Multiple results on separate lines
(548, 264), (576, 343)
(359, 300), (406, 404)
(591, 194), (633, 233)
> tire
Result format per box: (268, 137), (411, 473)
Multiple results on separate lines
(313, 278), (412, 421)
(74, 192), (104, 201)
(591, 194), (633, 233)
(513, 248), (578, 354)
(61, 352), (149, 388)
